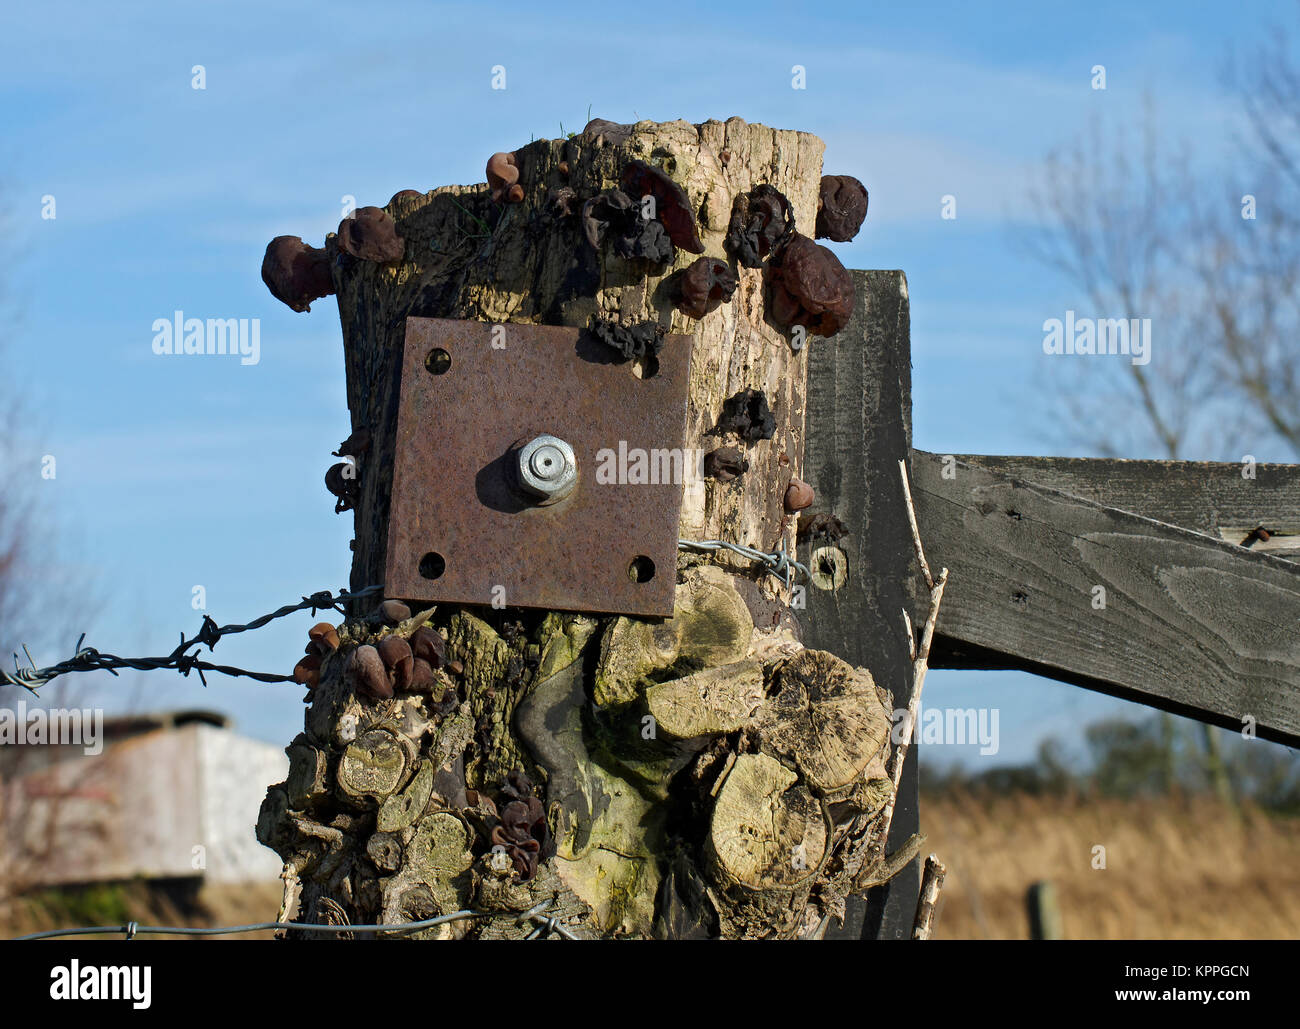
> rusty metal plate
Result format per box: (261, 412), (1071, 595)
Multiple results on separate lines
(385, 318), (694, 617)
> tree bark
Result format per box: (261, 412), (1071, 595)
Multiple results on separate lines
(258, 117), (905, 939)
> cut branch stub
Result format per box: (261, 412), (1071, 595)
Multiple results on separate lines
(708, 752), (826, 891)
(256, 791), (346, 880)
(337, 727), (413, 805)
(380, 812), (475, 936)
(594, 565), (753, 709)
(376, 758), (435, 832)
(761, 649), (892, 792)
(256, 785), (294, 856)
(366, 831), (403, 873)
(645, 659), (764, 738)
(285, 737), (329, 809)
(406, 810), (474, 878)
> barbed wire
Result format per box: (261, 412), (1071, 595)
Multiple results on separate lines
(3, 547), (805, 698)
(678, 538), (810, 588)
(1, 585), (383, 697)
(15, 898), (577, 940)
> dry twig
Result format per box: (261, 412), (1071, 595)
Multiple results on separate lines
(872, 461), (949, 855)
(911, 854), (948, 940)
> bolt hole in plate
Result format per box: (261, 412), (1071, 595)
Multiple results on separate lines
(419, 552), (446, 580)
(425, 347), (452, 375)
(628, 556), (655, 583)
(385, 318), (693, 617)
(632, 352), (659, 380)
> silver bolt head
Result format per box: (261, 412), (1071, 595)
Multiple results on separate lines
(517, 434), (577, 502)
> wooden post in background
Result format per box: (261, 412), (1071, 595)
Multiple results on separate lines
(1027, 880), (1064, 940)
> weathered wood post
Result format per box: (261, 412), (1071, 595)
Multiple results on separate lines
(1026, 879), (1063, 940)
(256, 117), (917, 939)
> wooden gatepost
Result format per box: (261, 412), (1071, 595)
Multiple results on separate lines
(255, 115), (1300, 940)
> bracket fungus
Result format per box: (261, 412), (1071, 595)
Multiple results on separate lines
(486, 151), (523, 203)
(582, 190), (673, 263)
(814, 174), (869, 242)
(333, 426), (372, 459)
(499, 769), (536, 802)
(581, 191), (630, 248)
(784, 477), (815, 513)
(345, 644), (391, 701)
(590, 317), (667, 362)
(621, 160), (705, 254)
(797, 512), (849, 543)
(676, 257), (739, 319)
(292, 653), (322, 688)
(336, 206), (406, 263)
(378, 634), (415, 690)
(261, 236), (334, 313)
(580, 117), (635, 146)
(725, 185), (794, 268)
(325, 462), (359, 514)
(489, 796), (550, 880)
(408, 657), (438, 694)
(767, 232), (854, 337)
(379, 599), (412, 625)
(410, 625), (448, 670)
(717, 388), (775, 443)
(703, 447), (749, 482)
(307, 622), (340, 657)
(409, 625), (448, 671)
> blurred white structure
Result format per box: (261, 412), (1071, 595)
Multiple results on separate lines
(0, 710), (287, 886)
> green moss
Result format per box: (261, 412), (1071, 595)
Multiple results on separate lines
(23, 880), (140, 928)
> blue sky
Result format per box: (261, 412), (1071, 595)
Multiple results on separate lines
(0, 1), (1291, 771)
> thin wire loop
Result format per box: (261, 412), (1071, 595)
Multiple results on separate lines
(678, 538), (810, 589)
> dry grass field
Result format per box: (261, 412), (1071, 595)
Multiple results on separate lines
(4, 793), (1299, 939)
(1, 881), (283, 940)
(923, 792), (1300, 939)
